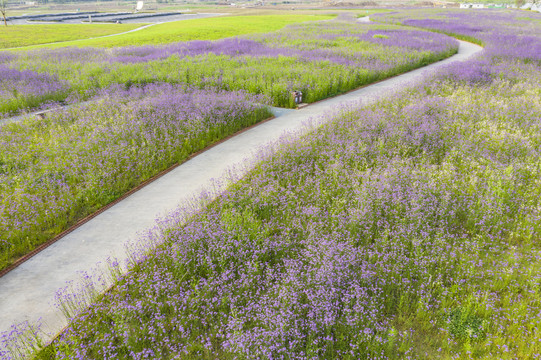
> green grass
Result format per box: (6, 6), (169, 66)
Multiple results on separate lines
(32, 58), (541, 359)
(8, 21), (456, 113)
(0, 86), (272, 272)
(0, 24), (142, 49)
(23, 14), (334, 49)
(0, 20), (459, 269)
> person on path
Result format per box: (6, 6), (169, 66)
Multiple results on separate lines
(294, 90), (303, 107)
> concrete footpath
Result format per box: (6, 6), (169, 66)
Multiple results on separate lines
(0, 40), (482, 347)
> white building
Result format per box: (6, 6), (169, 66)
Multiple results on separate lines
(460, 3), (487, 9)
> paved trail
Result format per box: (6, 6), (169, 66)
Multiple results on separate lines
(0, 40), (482, 348)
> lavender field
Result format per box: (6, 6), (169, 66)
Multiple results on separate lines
(0, 64), (68, 115)
(1, 17), (457, 116)
(0, 17), (459, 270)
(10, 9), (538, 360)
(0, 85), (270, 270)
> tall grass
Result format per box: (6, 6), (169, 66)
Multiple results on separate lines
(0, 84), (271, 271)
(2, 19), (457, 115)
(0, 15), (458, 270)
(16, 9), (541, 360)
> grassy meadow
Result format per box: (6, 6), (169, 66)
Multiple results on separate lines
(19, 15), (335, 49)
(5, 8), (536, 360)
(0, 16), (458, 270)
(0, 24), (141, 49)
(2, 18), (456, 115)
(0, 85), (271, 272)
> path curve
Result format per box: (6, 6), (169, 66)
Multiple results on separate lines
(357, 15), (371, 23)
(0, 39), (483, 351)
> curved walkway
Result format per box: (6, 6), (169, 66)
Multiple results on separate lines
(0, 40), (482, 349)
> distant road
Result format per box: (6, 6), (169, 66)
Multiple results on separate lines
(6, 12), (224, 25)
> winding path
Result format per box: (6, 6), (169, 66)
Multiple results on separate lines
(0, 39), (482, 350)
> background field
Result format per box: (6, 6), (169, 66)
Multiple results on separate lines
(18, 14), (335, 49)
(0, 24), (141, 49)
(2, 17), (456, 115)
(4, 6), (386, 18)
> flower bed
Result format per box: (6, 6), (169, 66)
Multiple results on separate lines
(18, 9), (541, 359)
(0, 84), (271, 270)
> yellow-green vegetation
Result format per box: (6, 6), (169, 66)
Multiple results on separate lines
(0, 24), (141, 49)
(517, 16), (541, 24)
(158, 6), (386, 16)
(28, 14), (334, 48)
(0, 19), (459, 269)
